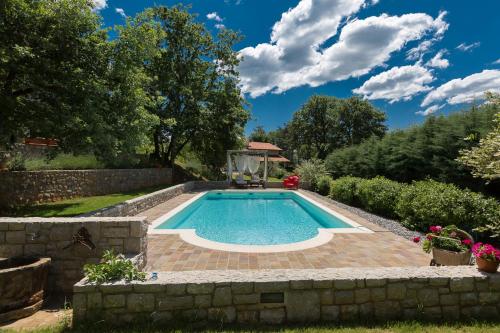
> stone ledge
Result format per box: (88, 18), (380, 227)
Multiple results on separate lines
(74, 267), (497, 287)
(0, 217), (146, 223)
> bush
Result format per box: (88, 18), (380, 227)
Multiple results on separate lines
(396, 180), (500, 233)
(316, 175), (333, 196)
(356, 176), (405, 218)
(329, 176), (362, 206)
(294, 159), (328, 190)
(84, 250), (146, 283)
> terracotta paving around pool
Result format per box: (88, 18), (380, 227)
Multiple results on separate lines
(138, 190), (431, 271)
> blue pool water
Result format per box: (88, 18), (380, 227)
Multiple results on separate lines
(155, 191), (353, 245)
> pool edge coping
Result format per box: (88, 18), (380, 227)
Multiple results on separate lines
(147, 189), (373, 253)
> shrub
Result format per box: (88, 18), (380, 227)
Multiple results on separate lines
(316, 175), (333, 196)
(396, 179), (500, 233)
(356, 176), (405, 218)
(294, 159), (328, 190)
(329, 176), (362, 206)
(84, 250), (146, 283)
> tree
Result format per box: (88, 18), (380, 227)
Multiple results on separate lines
(0, 0), (108, 148)
(141, 6), (249, 167)
(288, 95), (386, 159)
(249, 126), (271, 142)
(457, 92), (500, 182)
(0, 0), (159, 165)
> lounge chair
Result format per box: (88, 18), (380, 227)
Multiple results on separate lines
(248, 174), (264, 188)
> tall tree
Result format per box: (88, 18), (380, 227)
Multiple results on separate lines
(0, 0), (159, 165)
(288, 95), (386, 159)
(249, 126), (271, 142)
(141, 6), (249, 166)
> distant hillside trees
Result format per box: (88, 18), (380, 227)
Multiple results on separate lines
(256, 96), (386, 161)
(325, 101), (499, 192)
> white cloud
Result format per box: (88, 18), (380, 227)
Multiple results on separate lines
(215, 24), (226, 30)
(421, 69), (500, 107)
(238, 0), (448, 98)
(406, 40), (433, 61)
(207, 12), (223, 22)
(416, 104), (445, 116)
(456, 42), (480, 52)
(115, 8), (126, 18)
(426, 50), (449, 69)
(353, 65), (434, 103)
(493, 58), (500, 65)
(91, 0), (107, 12)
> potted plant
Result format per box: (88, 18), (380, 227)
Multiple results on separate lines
(415, 225), (474, 266)
(472, 243), (500, 273)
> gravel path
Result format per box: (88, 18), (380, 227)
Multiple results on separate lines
(302, 190), (424, 241)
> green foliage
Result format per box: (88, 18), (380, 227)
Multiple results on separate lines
(24, 154), (105, 171)
(6, 151), (27, 171)
(328, 176), (362, 206)
(294, 159), (328, 189)
(84, 250), (146, 283)
(316, 176), (333, 196)
(395, 180), (500, 233)
(288, 96), (386, 160)
(249, 126), (272, 142)
(325, 102), (498, 191)
(422, 225), (472, 253)
(356, 177), (405, 218)
(457, 93), (500, 182)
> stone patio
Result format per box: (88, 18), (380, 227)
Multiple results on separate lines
(138, 190), (431, 271)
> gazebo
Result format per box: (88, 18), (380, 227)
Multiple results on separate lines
(226, 149), (269, 185)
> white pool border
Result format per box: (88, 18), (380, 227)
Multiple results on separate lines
(148, 190), (372, 253)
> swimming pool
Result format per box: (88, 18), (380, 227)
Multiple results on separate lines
(150, 191), (371, 252)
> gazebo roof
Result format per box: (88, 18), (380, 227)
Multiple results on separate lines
(247, 141), (282, 151)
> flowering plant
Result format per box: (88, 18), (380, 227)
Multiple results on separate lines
(418, 225), (473, 253)
(472, 243), (500, 263)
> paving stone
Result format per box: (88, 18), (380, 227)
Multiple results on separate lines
(387, 283), (406, 300)
(321, 305), (340, 321)
(286, 290), (320, 322)
(157, 296), (193, 310)
(103, 295), (126, 309)
(260, 308), (285, 324)
(127, 293), (154, 312)
(417, 289), (439, 306)
(334, 291), (354, 305)
(231, 282), (254, 294)
(213, 287), (232, 307)
(354, 289), (370, 304)
(450, 277), (474, 292)
(187, 283), (215, 295)
(194, 295), (212, 308)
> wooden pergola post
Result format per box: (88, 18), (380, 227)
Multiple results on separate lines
(263, 151), (268, 186)
(227, 151), (232, 184)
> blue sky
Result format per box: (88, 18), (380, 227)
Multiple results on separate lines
(94, 0), (500, 134)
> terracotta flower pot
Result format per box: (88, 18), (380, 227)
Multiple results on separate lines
(476, 257), (499, 273)
(432, 248), (471, 266)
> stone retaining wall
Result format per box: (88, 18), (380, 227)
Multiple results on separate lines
(0, 168), (173, 207)
(0, 217), (148, 294)
(73, 266), (500, 325)
(86, 183), (195, 217)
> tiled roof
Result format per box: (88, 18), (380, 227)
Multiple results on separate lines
(247, 141), (282, 151)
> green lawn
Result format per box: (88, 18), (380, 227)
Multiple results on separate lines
(4, 321), (500, 333)
(4, 186), (168, 217)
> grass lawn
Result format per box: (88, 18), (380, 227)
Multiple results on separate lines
(5, 321), (500, 333)
(3, 185), (168, 217)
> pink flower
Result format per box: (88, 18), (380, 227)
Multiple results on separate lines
(429, 226), (442, 233)
(462, 239), (472, 247)
(413, 237), (420, 243)
(426, 235), (433, 240)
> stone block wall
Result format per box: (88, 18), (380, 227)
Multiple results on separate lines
(73, 267), (500, 325)
(87, 183), (195, 217)
(0, 168), (173, 207)
(0, 217), (148, 294)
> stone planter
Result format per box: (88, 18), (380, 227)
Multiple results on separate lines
(432, 248), (471, 266)
(476, 257), (499, 273)
(0, 257), (51, 323)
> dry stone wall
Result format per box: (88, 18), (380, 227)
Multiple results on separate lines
(0, 168), (172, 207)
(0, 217), (148, 294)
(73, 266), (500, 325)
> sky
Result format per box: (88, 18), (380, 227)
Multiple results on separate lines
(93, 0), (500, 134)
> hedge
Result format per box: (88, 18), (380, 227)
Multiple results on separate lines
(326, 176), (500, 238)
